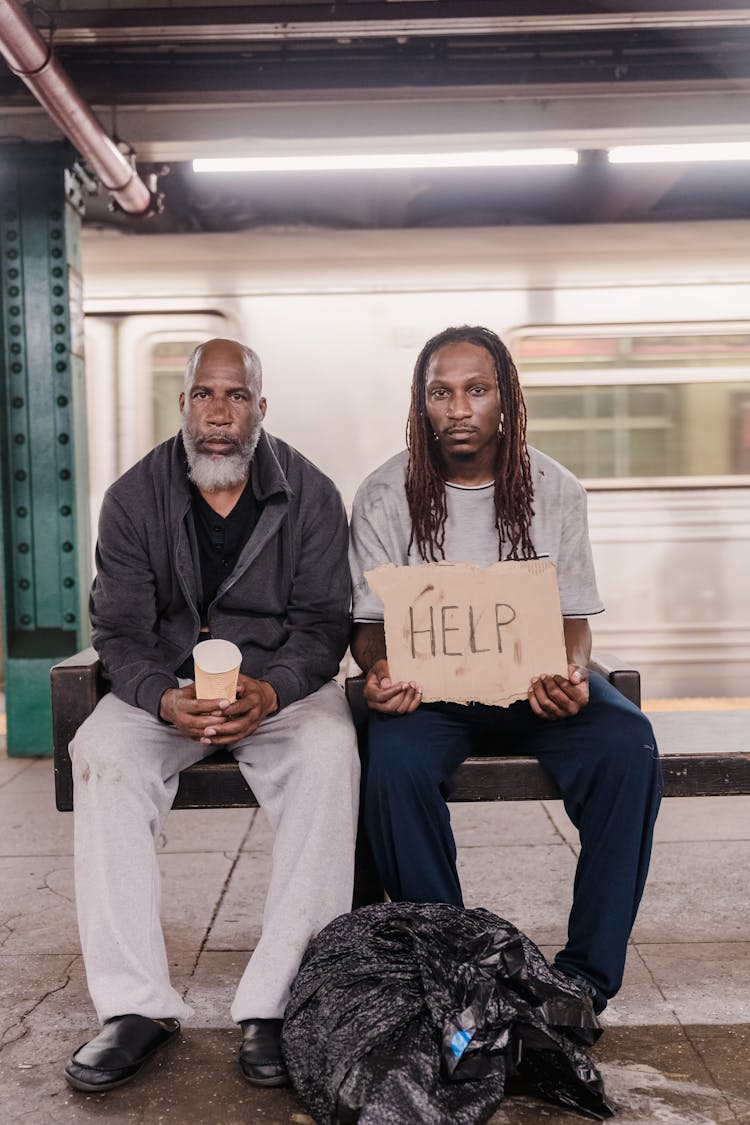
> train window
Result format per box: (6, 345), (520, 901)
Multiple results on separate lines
(514, 330), (750, 482)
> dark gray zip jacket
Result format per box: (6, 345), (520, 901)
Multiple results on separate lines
(90, 430), (351, 717)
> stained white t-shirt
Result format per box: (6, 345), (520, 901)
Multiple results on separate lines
(349, 447), (604, 620)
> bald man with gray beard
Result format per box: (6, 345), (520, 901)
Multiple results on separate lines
(64, 339), (358, 1093)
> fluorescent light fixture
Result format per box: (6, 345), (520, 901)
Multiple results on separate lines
(609, 142), (750, 164)
(193, 149), (579, 173)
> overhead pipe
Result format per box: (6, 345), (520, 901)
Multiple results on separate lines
(0, 0), (156, 216)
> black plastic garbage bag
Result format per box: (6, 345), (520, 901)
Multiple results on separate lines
(282, 902), (614, 1125)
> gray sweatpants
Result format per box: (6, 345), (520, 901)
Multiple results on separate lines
(69, 680), (359, 1026)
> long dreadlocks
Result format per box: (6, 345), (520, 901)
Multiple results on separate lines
(405, 325), (536, 562)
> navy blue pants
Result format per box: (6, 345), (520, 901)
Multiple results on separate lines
(364, 673), (662, 1009)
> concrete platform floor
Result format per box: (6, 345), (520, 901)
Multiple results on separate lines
(1, 705), (749, 1123)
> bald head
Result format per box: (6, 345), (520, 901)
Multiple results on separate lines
(184, 338), (262, 396)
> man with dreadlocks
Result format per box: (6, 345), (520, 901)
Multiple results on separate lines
(349, 324), (661, 1017)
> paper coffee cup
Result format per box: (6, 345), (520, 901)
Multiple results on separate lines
(193, 639), (242, 701)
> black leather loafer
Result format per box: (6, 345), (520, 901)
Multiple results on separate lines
(238, 1018), (288, 1087)
(64, 1014), (180, 1092)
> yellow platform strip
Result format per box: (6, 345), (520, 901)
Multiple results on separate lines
(643, 697), (750, 712)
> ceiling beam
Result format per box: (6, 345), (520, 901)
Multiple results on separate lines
(4, 83), (750, 160)
(46, 3), (750, 46)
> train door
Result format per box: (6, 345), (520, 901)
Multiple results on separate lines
(83, 312), (236, 536)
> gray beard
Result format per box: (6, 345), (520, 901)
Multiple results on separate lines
(181, 420), (262, 492)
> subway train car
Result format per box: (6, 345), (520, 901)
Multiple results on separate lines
(79, 219), (750, 700)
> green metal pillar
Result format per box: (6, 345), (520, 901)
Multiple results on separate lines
(0, 143), (91, 755)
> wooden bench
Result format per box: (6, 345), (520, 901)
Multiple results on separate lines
(51, 648), (750, 904)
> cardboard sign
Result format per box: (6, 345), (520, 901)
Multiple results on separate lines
(365, 560), (567, 706)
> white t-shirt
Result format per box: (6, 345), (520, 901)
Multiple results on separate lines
(349, 447), (604, 621)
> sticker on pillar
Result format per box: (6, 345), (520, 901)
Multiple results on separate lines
(68, 266), (84, 357)
(365, 560), (567, 706)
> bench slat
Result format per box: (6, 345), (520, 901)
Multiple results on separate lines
(160, 750), (750, 809)
(447, 753), (750, 801)
(659, 753), (750, 798)
(174, 752), (259, 808)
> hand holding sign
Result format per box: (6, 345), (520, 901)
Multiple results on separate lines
(365, 560), (567, 706)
